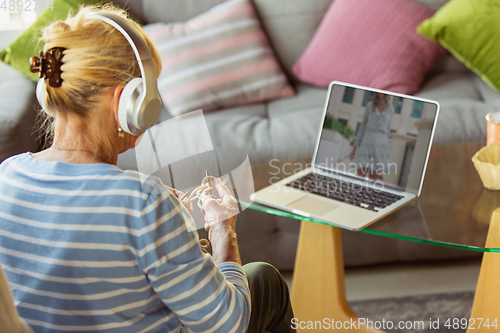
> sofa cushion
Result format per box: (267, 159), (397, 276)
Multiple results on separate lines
(416, 73), (494, 145)
(429, 54), (471, 75)
(418, 0), (500, 93)
(477, 78), (500, 112)
(292, 0), (446, 94)
(143, 0), (294, 116)
(267, 84), (327, 161)
(251, 0), (334, 81)
(204, 104), (274, 165)
(139, 0), (225, 22)
(207, 84), (326, 165)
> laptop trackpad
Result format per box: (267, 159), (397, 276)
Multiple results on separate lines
(286, 195), (340, 216)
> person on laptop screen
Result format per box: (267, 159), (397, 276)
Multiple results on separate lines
(349, 93), (394, 180)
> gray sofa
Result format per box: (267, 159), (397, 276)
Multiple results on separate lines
(2, 0), (500, 270)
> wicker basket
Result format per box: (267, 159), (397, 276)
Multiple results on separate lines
(472, 142), (500, 190)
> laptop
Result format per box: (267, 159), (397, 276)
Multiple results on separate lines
(251, 81), (440, 231)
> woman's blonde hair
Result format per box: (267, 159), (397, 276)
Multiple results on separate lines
(40, 4), (161, 118)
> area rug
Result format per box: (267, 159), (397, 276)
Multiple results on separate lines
(349, 291), (474, 332)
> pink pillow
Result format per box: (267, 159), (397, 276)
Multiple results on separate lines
(292, 0), (446, 94)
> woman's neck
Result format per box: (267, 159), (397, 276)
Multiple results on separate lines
(35, 115), (119, 165)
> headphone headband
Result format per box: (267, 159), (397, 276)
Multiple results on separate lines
(87, 12), (161, 135)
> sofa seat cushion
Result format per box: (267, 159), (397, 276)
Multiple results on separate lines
(204, 104), (274, 165)
(205, 84), (326, 165)
(117, 103), (272, 171)
(266, 84), (326, 161)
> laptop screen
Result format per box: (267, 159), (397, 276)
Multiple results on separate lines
(313, 82), (439, 195)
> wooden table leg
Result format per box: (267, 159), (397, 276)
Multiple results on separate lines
(291, 221), (384, 332)
(467, 208), (500, 333)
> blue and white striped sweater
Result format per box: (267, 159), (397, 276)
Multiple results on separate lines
(0, 153), (250, 333)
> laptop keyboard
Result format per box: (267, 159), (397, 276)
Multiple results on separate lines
(286, 172), (404, 212)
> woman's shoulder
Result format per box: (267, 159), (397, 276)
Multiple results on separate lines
(0, 152), (28, 165)
(0, 152), (33, 175)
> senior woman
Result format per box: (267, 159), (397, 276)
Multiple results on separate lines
(0, 6), (294, 333)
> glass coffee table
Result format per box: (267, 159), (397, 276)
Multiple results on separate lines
(242, 142), (499, 332)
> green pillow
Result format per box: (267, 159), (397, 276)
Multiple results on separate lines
(0, 0), (121, 81)
(417, 0), (500, 93)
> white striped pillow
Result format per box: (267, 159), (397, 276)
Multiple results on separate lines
(143, 0), (295, 116)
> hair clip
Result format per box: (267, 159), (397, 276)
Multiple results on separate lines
(29, 47), (66, 88)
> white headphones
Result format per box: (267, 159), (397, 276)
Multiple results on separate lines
(36, 12), (162, 136)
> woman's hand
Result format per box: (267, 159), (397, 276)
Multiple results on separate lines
(350, 145), (357, 161)
(200, 178), (238, 234)
(169, 187), (194, 215)
(200, 178), (241, 264)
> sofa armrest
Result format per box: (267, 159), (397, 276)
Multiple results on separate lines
(0, 62), (40, 162)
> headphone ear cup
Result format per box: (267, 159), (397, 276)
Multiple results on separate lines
(117, 77), (143, 135)
(36, 79), (55, 117)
